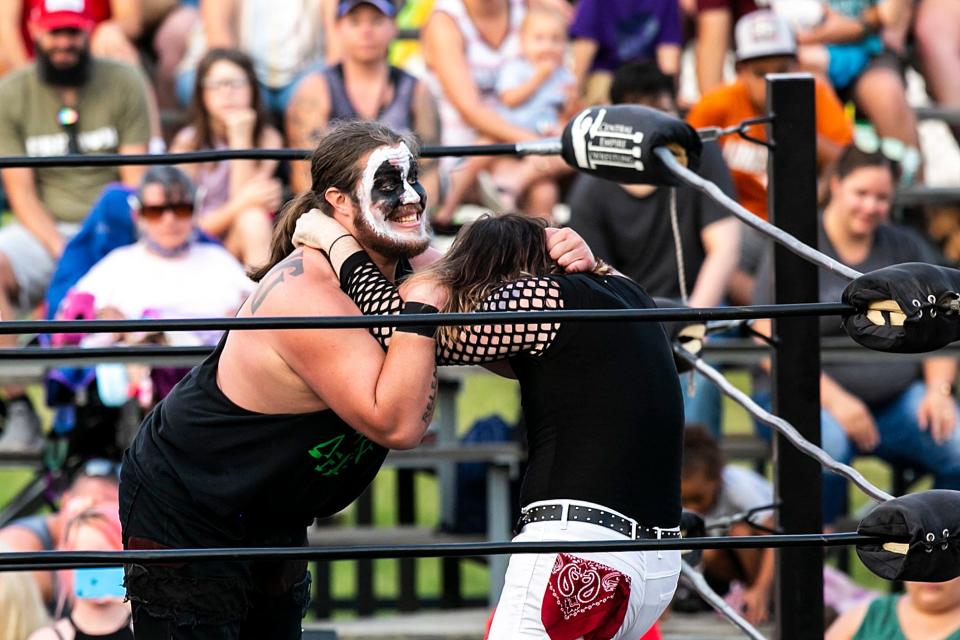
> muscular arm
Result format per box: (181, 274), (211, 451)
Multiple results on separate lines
(421, 12), (539, 143)
(411, 82), (441, 207)
(200, 0), (237, 49)
(108, 0), (143, 39)
(689, 217), (739, 308)
(1, 168), (64, 258)
(695, 9), (732, 96)
(118, 143), (148, 186)
(285, 74), (330, 193)
(251, 251), (440, 449)
(0, 0), (28, 71)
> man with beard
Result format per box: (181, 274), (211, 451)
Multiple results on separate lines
(0, 0), (150, 452)
(119, 120), (593, 639)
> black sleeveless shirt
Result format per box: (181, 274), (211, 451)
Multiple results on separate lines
(125, 333), (388, 534)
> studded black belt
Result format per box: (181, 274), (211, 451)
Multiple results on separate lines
(516, 502), (682, 540)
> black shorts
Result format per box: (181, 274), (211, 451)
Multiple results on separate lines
(120, 469), (311, 640)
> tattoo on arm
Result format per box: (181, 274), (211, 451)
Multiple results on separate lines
(421, 369), (439, 426)
(250, 253), (304, 314)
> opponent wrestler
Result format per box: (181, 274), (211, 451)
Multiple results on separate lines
(120, 120), (595, 639)
(298, 212), (683, 639)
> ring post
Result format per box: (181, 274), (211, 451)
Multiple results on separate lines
(768, 73), (823, 640)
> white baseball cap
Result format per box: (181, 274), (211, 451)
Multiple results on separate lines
(735, 10), (797, 62)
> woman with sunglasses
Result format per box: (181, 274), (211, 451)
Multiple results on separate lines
(170, 48), (284, 270)
(62, 166), (253, 404)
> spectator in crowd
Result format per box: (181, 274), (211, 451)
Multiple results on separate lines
(693, 0), (758, 96)
(687, 9), (852, 305)
(286, 0), (440, 208)
(827, 576), (960, 639)
(175, 0), (337, 119)
(914, 0), (960, 145)
(789, 0), (920, 184)
(148, 0), (201, 110)
(0, 460), (120, 610)
(0, 0), (142, 76)
(0, 2), (149, 452)
(0, 0), (168, 149)
(569, 0), (682, 104)
(567, 61), (738, 436)
(569, 61), (738, 310)
(422, 0), (562, 223)
(66, 166), (252, 403)
(433, 5), (574, 224)
(680, 425), (774, 625)
(0, 549), (51, 640)
(170, 48), (282, 269)
(752, 145), (960, 526)
(27, 506), (132, 640)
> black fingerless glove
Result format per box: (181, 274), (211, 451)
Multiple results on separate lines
(396, 301), (440, 339)
(841, 262), (960, 353)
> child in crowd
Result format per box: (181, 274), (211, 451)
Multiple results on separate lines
(497, 8), (576, 136)
(170, 48), (284, 270)
(680, 425), (775, 625)
(433, 8), (574, 226)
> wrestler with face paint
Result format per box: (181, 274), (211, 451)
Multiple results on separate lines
(353, 142), (431, 259)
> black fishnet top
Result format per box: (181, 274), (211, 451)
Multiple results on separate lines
(339, 251), (563, 363)
(338, 251), (683, 527)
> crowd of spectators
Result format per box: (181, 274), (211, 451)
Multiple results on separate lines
(0, 0), (959, 634)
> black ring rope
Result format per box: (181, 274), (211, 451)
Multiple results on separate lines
(0, 532), (881, 572)
(0, 302), (854, 336)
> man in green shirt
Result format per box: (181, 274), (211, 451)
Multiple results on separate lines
(0, 1), (149, 452)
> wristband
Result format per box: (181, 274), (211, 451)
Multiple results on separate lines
(396, 301), (440, 338)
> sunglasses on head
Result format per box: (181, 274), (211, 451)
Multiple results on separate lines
(139, 202), (194, 220)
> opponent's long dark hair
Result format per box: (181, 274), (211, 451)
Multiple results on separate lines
(406, 214), (610, 340)
(249, 120), (414, 281)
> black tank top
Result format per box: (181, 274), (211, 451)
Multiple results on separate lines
(510, 274), (684, 526)
(324, 64), (417, 132)
(125, 333), (388, 533)
(53, 616), (133, 640)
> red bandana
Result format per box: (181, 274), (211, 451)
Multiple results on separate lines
(541, 553), (632, 640)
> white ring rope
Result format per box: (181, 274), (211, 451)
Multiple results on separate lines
(654, 148), (862, 282)
(675, 346), (894, 504)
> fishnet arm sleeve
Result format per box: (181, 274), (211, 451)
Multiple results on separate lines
(339, 251), (403, 350)
(437, 278), (564, 365)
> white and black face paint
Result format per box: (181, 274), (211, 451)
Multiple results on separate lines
(355, 143), (429, 258)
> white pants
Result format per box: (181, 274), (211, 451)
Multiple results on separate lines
(487, 502), (680, 640)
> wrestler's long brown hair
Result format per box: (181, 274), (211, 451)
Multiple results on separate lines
(406, 214), (610, 340)
(249, 120), (415, 281)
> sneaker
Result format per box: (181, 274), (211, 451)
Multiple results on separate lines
(0, 398), (43, 454)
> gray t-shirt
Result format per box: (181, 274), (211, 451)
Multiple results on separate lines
(754, 218), (941, 404)
(566, 141), (734, 299)
(0, 59), (150, 223)
(704, 465), (773, 536)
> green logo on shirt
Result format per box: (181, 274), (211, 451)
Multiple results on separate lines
(308, 433), (375, 476)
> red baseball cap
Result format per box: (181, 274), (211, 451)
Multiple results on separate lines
(30, 0), (96, 32)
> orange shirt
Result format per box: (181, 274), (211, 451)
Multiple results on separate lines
(687, 78), (852, 221)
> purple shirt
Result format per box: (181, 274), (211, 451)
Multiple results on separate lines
(569, 0), (682, 73)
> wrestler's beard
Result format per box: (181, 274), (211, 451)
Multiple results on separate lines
(353, 201), (431, 260)
(36, 44), (91, 87)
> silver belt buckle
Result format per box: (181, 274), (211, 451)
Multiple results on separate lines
(630, 521), (637, 539)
